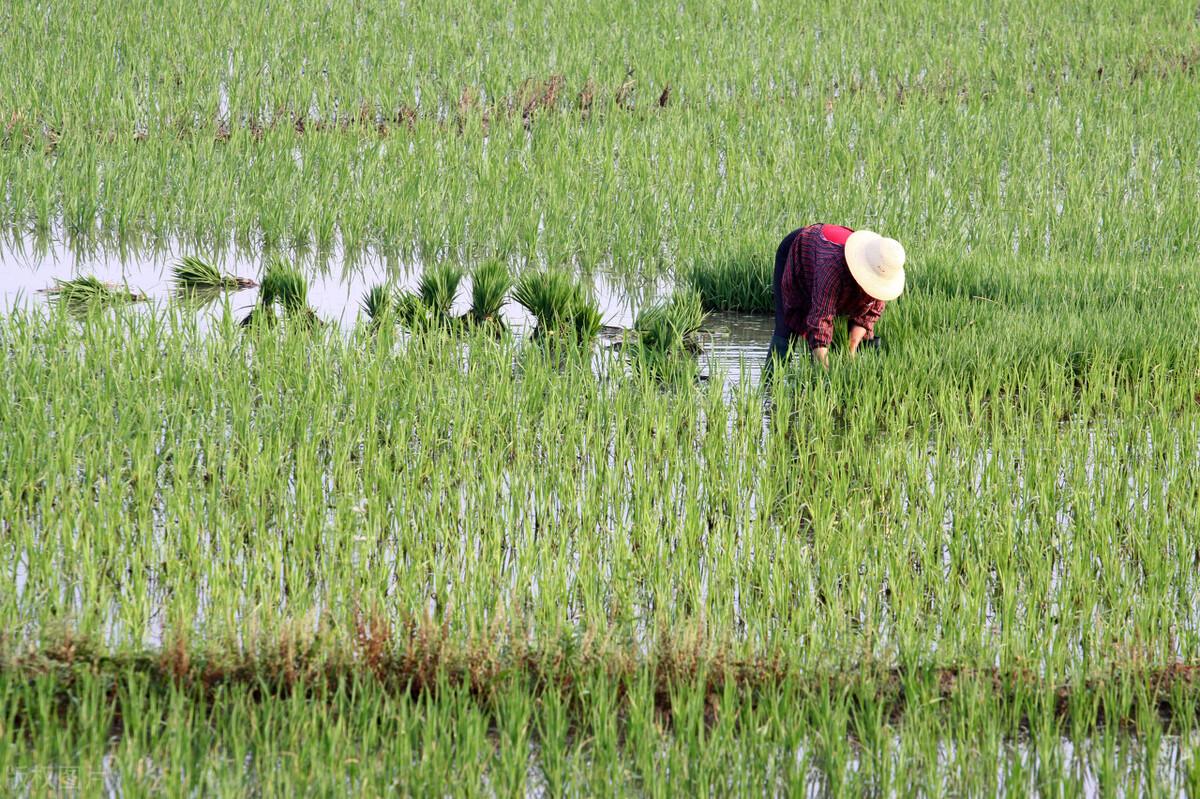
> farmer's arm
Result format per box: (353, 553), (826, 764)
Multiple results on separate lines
(848, 300), (885, 356)
(805, 269), (839, 369)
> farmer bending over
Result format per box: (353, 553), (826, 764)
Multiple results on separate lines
(767, 224), (906, 371)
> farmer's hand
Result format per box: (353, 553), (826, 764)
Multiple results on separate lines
(848, 325), (868, 357)
(813, 347), (830, 369)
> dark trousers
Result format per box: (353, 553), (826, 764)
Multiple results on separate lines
(765, 228), (804, 377)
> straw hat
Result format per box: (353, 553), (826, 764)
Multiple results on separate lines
(844, 230), (906, 301)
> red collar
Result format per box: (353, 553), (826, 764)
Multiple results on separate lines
(821, 224), (853, 246)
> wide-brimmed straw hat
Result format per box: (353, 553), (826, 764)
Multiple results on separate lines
(845, 230), (906, 301)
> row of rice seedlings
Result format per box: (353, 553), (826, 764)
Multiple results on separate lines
(5, 0), (1192, 137)
(0, 302), (1197, 787)
(2, 302), (1196, 673)
(8, 85), (1196, 271)
(4, 666), (1200, 796)
(683, 257), (773, 313)
(3, 0), (1198, 265)
(363, 262), (601, 343)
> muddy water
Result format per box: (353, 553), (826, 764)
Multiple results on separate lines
(0, 237), (774, 387)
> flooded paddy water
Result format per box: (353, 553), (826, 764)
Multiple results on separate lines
(0, 235), (777, 389)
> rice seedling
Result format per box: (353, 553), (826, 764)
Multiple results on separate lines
(394, 263), (464, 329)
(4, 0), (1200, 789)
(467, 259), (513, 330)
(512, 269), (602, 342)
(633, 286), (707, 353)
(171, 255), (257, 290)
(40, 275), (146, 307)
(360, 282), (394, 329)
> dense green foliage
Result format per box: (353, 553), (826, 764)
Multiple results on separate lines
(1, 1), (1197, 270)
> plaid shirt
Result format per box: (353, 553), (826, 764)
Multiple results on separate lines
(780, 224), (885, 350)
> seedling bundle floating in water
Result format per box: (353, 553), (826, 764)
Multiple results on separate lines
(171, 256), (257, 291)
(40, 275), (147, 308)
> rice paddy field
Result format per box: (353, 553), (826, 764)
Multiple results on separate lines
(2, 0), (1200, 795)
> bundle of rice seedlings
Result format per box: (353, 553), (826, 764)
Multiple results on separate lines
(172, 256), (257, 290)
(394, 263), (465, 329)
(570, 294), (603, 342)
(242, 260), (320, 328)
(361, 283), (393, 329)
(392, 291), (428, 328)
(418, 263), (464, 319)
(43, 275), (147, 307)
(513, 270), (601, 342)
(468, 259), (513, 329)
(262, 260), (308, 315)
(633, 286), (707, 353)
